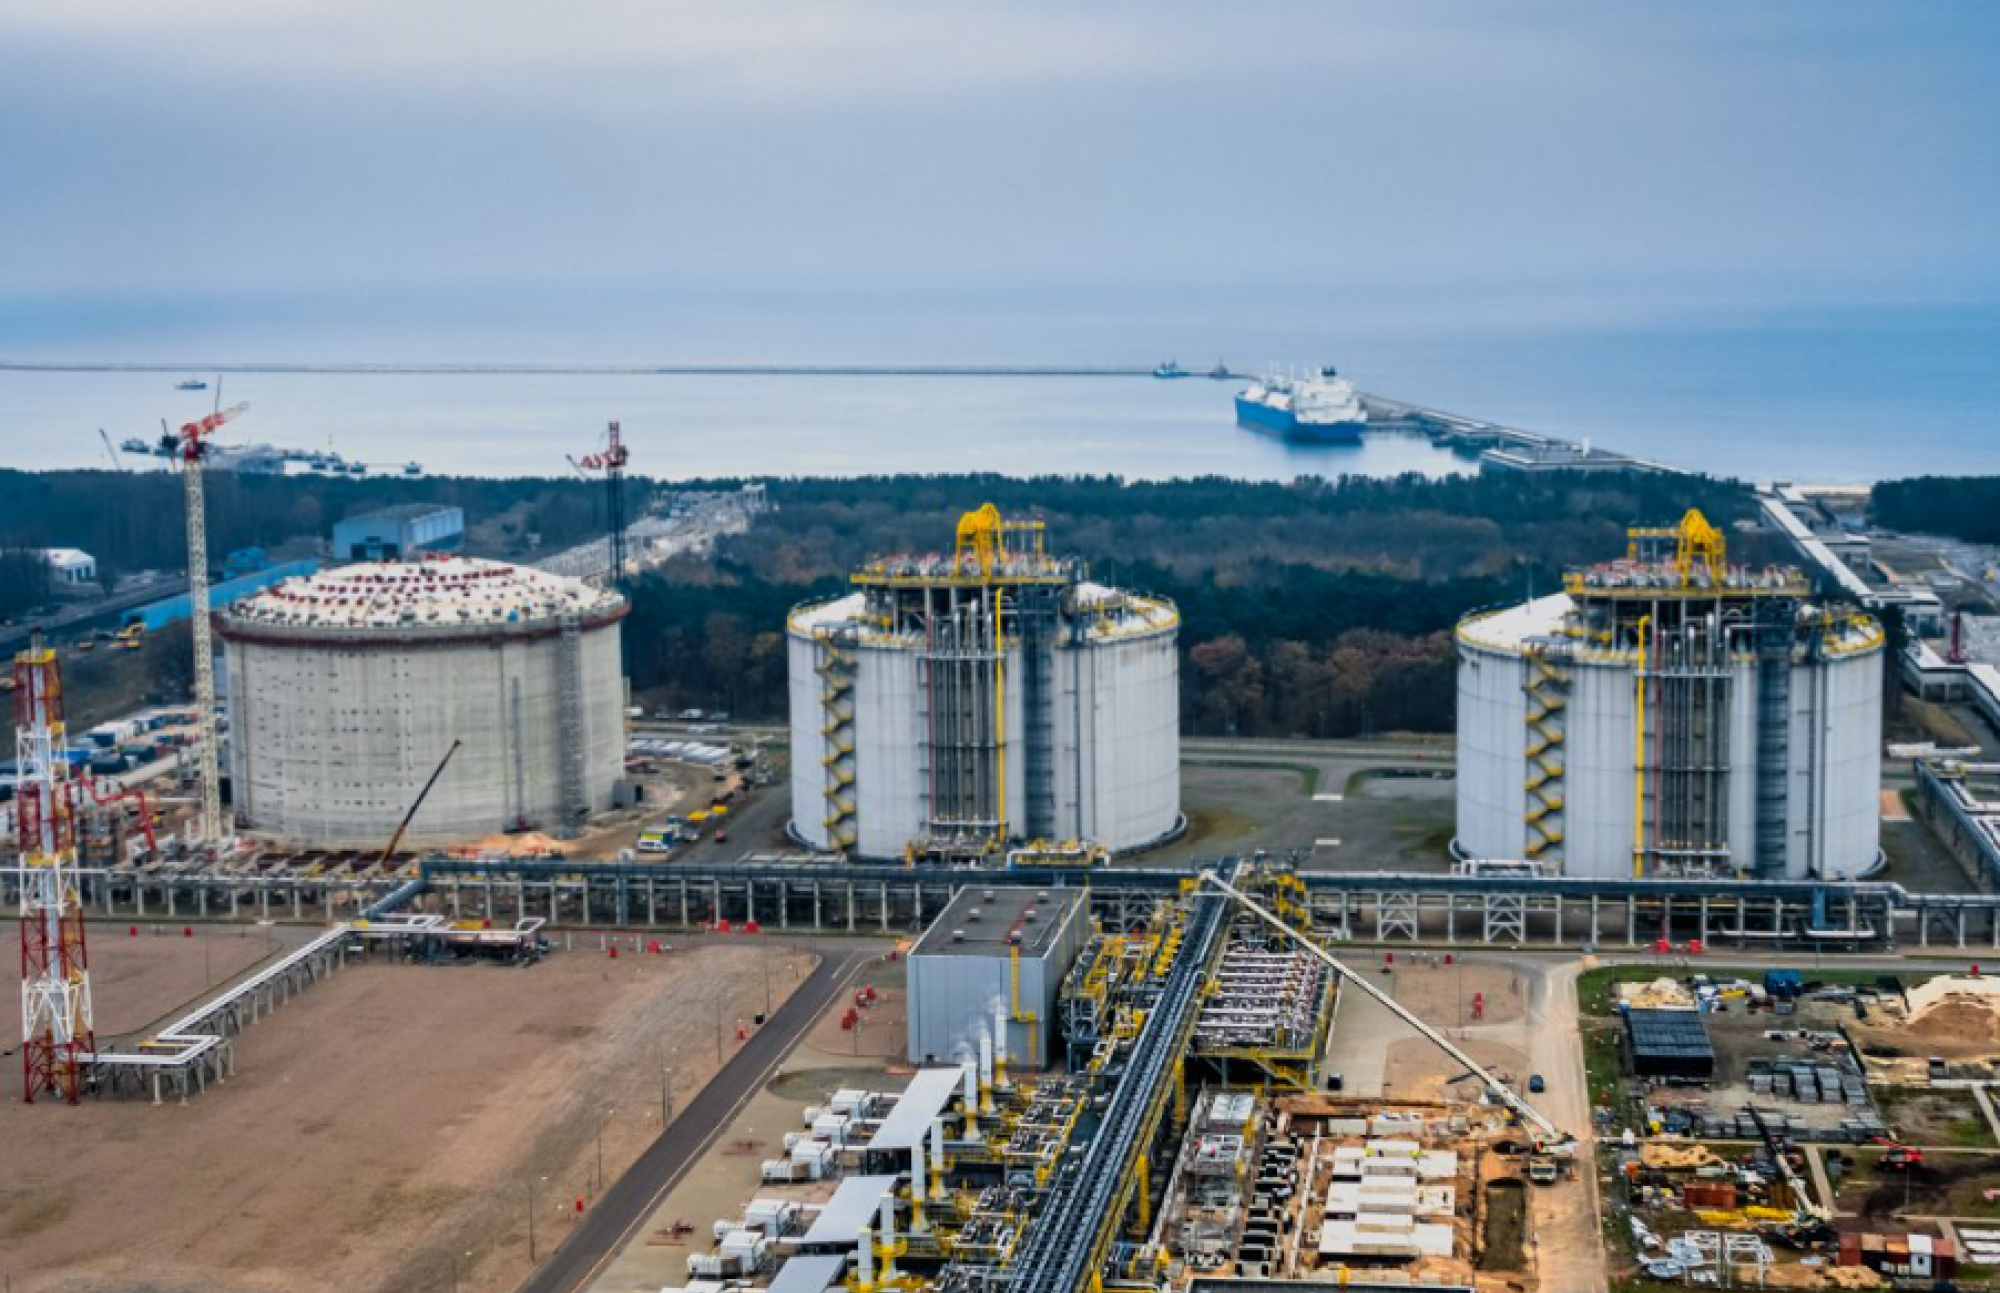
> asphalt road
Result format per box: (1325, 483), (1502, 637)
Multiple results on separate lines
(517, 946), (870, 1293)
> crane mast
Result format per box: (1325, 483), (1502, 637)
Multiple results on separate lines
(175, 402), (248, 845)
(577, 420), (630, 586)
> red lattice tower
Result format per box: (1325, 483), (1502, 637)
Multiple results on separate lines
(16, 636), (94, 1103)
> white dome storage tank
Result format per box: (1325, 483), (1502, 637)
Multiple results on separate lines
(1454, 509), (1884, 880)
(787, 504), (1181, 863)
(217, 557), (628, 847)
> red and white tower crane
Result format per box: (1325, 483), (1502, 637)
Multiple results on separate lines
(171, 401), (249, 844)
(577, 420), (630, 586)
(15, 633), (95, 1103)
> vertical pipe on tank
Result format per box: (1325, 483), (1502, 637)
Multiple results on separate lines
(929, 1119), (946, 1199)
(910, 1137), (929, 1232)
(856, 1225), (875, 1292)
(961, 1060), (977, 1115)
(977, 1033), (994, 1113)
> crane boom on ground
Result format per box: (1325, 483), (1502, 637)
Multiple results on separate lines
(173, 401), (250, 845)
(1195, 869), (1573, 1149)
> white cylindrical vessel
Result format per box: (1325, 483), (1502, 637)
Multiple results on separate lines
(787, 508), (1180, 862)
(1453, 520), (1884, 881)
(217, 557), (627, 847)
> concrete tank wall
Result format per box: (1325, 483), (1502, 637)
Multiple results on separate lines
(225, 621), (623, 847)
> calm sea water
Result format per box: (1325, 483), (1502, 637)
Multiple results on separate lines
(2, 302), (1994, 483)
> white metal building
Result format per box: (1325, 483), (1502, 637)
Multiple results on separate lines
(906, 885), (1086, 1067)
(216, 557), (627, 847)
(786, 505), (1180, 862)
(40, 548), (96, 586)
(1455, 511), (1884, 880)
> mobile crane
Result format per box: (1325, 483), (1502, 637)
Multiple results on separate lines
(1196, 868), (1575, 1154)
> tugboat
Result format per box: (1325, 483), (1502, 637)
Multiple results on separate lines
(1151, 360), (1190, 379)
(1207, 362), (1232, 380)
(402, 461), (423, 476)
(175, 377), (207, 392)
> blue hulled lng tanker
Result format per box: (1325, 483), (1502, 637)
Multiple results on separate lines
(1234, 366), (1367, 442)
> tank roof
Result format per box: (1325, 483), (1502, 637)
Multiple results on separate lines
(217, 556), (624, 638)
(1456, 593), (1572, 653)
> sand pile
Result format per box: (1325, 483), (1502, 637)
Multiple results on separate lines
(1640, 1143), (1724, 1170)
(1907, 994), (2000, 1042)
(1762, 1264), (1884, 1290)
(1619, 978), (1695, 1010)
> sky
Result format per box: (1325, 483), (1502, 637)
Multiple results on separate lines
(3, 1), (1998, 360)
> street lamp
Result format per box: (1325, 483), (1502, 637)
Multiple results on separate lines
(661, 1065), (674, 1124)
(527, 1174), (549, 1263)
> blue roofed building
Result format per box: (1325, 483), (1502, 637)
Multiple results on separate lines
(332, 504), (464, 562)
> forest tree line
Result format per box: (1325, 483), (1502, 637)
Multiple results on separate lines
(619, 470), (1758, 738)
(4, 466), (1758, 739)
(1872, 476), (2000, 546)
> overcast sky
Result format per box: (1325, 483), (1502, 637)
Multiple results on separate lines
(4, 1), (1997, 356)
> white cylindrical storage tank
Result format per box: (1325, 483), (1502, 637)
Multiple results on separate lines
(217, 557), (627, 847)
(1453, 532), (1884, 881)
(786, 511), (1180, 862)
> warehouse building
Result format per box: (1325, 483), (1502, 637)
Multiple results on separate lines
(787, 504), (1180, 863)
(1455, 509), (1884, 880)
(332, 504), (464, 561)
(1622, 1008), (1716, 1082)
(215, 556), (626, 847)
(907, 885), (1086, 1069)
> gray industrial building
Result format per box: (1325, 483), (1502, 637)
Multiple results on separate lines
(332, 504), (464, 561)
(907, 885), (1086, 1069)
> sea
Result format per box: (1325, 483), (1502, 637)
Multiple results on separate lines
(1, 298), (1994, 484)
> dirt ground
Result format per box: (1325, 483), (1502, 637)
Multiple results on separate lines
(1384, 961), (1528, 1029)
(3, 920), (321, 1047)
(0, 936), (814, 1293)
(588, 951), (907, 1293)
(1382, 1034), (1528, 1102)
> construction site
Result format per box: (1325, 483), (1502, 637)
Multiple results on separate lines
(1582, 962), (2000, 1288)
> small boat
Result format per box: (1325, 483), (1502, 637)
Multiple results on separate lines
(1152, 360), (1190, 379)
(175, 377), (207, 392)
(1207, 363), (1231, 380)
(402, 461), (423, 476)
(120, 437), (151, 455)
(346, 462), (366, 475)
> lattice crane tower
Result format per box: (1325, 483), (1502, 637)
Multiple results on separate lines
(15, 634), (95, 1103)
(172, 401), (248, 843)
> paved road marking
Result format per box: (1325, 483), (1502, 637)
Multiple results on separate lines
(1315, 838), (1342, 848)
(1313, 793), (1344, 802)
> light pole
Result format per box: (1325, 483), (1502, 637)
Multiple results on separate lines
(716, 989), (725, 1062)
(661, 1065), (674, 1124)
(527, 1174), (549, 1263)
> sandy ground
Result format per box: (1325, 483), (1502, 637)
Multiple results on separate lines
(4, 920), (321, 1048)
(586, 952), (907, 1293)
(1325, 955), (1605, 1293)
(0, 935), (815, 1293)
